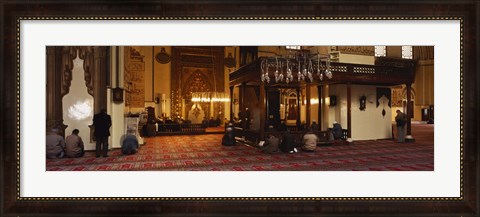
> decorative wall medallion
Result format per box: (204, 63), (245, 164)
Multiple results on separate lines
(113, 87), (124, 103)
(155, 47), (171, 64)
(391, 87), (403, 107)
(359, 95), (366, 111)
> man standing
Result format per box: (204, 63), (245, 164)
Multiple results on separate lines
(65, 129), (85, 158)
(93, 109), (112, 157)
(395, 109), (407, 142)
(46, 128), (66, 159)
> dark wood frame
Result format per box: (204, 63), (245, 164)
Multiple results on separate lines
(1, 1), (478, 216)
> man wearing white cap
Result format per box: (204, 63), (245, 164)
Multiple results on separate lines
(331, 121), (343, 141)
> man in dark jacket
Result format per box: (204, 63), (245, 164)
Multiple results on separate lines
(332, 121), (343, 140)
(93, 109), (112, 157)
(395, 110), (407, 142)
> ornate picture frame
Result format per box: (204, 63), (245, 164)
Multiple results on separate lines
(1, 1), (478, 216)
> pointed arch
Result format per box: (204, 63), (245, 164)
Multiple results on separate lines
(182, 69), (213, 99)
(60, 46), (95, 97)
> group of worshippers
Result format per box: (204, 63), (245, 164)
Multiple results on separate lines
(46, 109), (139, 159)
(262, 126), (297, 154)
(263, 120), (345, 154)
(201, 116), (222, 128)
(46, 128), (84, 159)
(221, 118), (344, 154)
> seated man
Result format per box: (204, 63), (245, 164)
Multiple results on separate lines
(122, 134), (139, 155)
(65, 129), (85, 158)
(146, 120), (157, 137)
(262, 133), (280, 154)
(331, 121), (343, 141)
(157, 120), (165, 132)
(221, 125), (236, 146)
(209, 117), (216, 127)
(46, 128), (66, 159)
(302, 130), (318, 152)
(279, 129), (296, 153)
(266, 125), (276, 132)
(310, 120), (319, 131)
(278, 120), (288, 132)
(201, 117), (209, 128)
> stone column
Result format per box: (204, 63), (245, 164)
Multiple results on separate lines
(306, 84), (311, 127)
(347, 83), (352, 138)
(406, 83), (415, 142)
(229, 85), (234, 122)
(259, 83), (266, 139)
(296, 88), (301, 128)
(93, 47), (108, 114)
(317, 84), (323, 131)
(239, 82), (245, 129)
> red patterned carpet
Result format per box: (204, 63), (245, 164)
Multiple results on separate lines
(46, 123), (434, 171)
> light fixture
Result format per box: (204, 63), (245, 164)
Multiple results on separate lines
(191, 92), (230, 102)
(260, 49), (333, 84)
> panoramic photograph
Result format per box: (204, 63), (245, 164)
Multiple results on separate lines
(45, 46), (434, 171)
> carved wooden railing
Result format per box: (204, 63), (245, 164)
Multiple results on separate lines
(156, 123), (206, 135)
(230, 57), (416, 86)
(327, 128), (349, 141)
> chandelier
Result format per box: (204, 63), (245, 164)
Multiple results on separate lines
(260, 52), (333, 84)
(191, 92), (230, 102)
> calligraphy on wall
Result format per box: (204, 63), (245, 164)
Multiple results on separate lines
(391, 86), (403, 107)
(124, 47), (145, 108)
